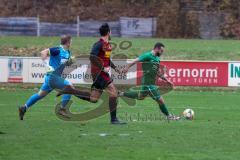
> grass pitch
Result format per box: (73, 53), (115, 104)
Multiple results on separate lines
(0, 36), (240, 159)
(0, 88), (240, 160)
(1, 36), (240, 60)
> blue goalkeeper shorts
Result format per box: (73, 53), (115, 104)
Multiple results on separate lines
(40, 74), (71, 92)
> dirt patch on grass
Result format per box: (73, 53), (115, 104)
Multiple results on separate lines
(0, 46), (44, 57)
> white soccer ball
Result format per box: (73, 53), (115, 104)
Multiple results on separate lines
(183, 108), (194, 120)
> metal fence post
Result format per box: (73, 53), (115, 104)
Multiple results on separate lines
(37, 15), (40, 36)
(77, 16), (80, 37)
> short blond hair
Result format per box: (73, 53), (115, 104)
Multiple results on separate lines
(61, 35), (72, 45)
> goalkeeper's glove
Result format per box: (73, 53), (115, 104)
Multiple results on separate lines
(66, 56), (76, 66)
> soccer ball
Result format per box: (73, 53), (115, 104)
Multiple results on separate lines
(182, 108), (194, 120)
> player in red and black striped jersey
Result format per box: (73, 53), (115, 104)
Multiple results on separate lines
(89, 23), (126, 124)
(90, 28), (116, 90)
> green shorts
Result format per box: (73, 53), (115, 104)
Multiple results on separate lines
(130, 85), (161, 100)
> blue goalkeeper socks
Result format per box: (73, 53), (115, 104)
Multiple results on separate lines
(61, 94), (71, 108)
(25, 93), (71, 109)
(25, 93), (44, 108)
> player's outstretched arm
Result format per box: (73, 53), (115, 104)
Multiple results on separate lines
(41, 49), (50, 61)
(110, 60), (122, 74)
(41, 49), (53, 71)
(122, 58), (139, 73)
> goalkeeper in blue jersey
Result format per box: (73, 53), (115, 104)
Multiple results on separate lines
(18, 35), (90, 120)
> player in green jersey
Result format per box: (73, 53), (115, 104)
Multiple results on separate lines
(120, 42), (180, 120)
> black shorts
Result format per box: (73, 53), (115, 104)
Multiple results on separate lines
(91, 72), (113, 90)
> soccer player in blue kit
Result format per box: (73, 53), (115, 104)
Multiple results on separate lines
(18, 35), (87, 120)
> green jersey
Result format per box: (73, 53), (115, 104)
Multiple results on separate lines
(138, 51), (160, 85)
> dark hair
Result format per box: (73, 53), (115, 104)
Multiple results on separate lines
(61, 35), (72, 45)
(154, 42), (165, 49)
(99, 23), (110, 36)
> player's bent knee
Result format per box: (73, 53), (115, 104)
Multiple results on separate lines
(38, 90), (48, 97)
(108, 90), (118, 97)
(68, 84), (75, 89)
(64, 85), (74, 90)
(110, 93), (118, 98)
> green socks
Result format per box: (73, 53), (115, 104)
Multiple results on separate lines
(159, 104), (169, 116)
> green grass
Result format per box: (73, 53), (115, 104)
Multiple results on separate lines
(1, 36), (240, 60)
(1, 36), (240, 159)
(0, 88), (240, 160)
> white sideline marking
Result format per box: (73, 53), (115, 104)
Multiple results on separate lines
(80, 133), (88, 136)
(119, 133), (130, 136)
(99, 133), (108, 137)
(78, 133), (132, 137)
